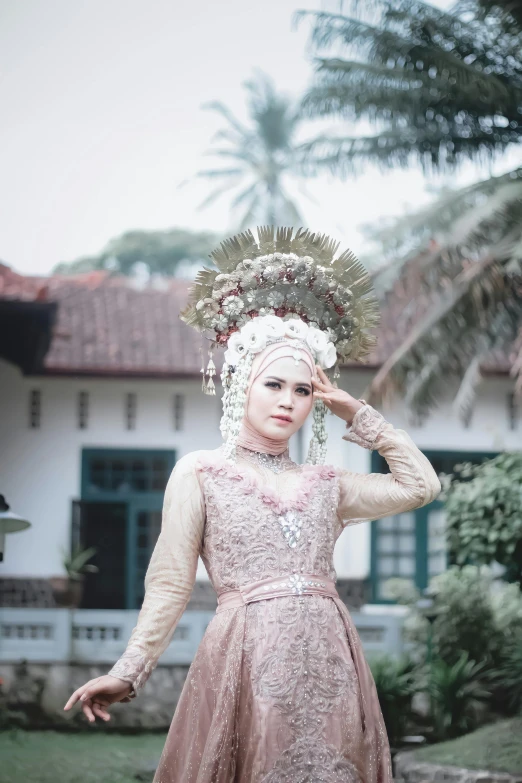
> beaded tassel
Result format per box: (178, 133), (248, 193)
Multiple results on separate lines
(306, 399), (327, 465)
(200, 345), (208, 394)
(206, 350), (216, 395)
(203, 347), (216, 395)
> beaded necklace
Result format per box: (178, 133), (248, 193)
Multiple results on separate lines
(235, 444), (299, 475)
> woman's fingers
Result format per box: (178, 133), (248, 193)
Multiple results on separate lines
(317, 365), (329, 380)
(80, 684), (99, 702)
(311, 374), (328, 390)
(313, 390), (333, 408)
(92, 703), (111, 722)
(313, 365), (334, 390)
(82, 698), (96, 723)
(63, 679), (98, 710)
(63, 687), (84, 710)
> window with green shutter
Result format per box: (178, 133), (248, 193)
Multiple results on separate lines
(370, 449), (497, 603)
(76, 449), (175, 609)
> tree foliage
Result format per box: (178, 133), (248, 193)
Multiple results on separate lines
(358, 166), (522, 423)
(440, 451), (522, 584)
(52, 228), (219, 277)
(299, 0), (522, 173)
(297, 0), (522, 419)
(194, 71), (311, 229)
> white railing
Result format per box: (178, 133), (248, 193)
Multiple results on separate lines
(0, 608), (404, 664)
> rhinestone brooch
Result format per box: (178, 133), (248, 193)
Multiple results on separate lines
(278, 510), (303, 548)
(263, 574), (327, 595)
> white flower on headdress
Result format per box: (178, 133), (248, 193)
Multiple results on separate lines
(235, 312), (251, 328)
(266, 290), (284, 308)
(285, 289), (301, 306)
(222, 295), (245, 317)
(224, 331), (248, 366)
(284, 318), (309, 340)
(261, 265), (279, 283)
(317, 342), (337, 369)
(312, 278), (329, 295)
(252, 314), (286, 339)
(211, 313), (229, 331)
(228, 331), (248, 353)
(224, 348), (240, 366)
(241, 320), (268, 353)
(306, 327), (329, 356)
(241, 271), (257, 290)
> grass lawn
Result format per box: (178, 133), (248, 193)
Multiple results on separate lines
(3, 719), (522, 780)
(0, 728), (166, 783)
(411, 718), (522, 776)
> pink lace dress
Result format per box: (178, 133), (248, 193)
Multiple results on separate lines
(108, 402), (441, 783)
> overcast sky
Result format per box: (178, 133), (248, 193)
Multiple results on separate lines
(1, 0), (518, 276)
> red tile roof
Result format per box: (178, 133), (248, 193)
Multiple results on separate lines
(0, 262), (512, 377)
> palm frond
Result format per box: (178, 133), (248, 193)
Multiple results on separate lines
(365, 248), (518, 419)
(202, 101), (250, 137)
(230, 181), (259, 210)
(194, 168), (244, 179)
(365, 168), (522, 294)
(300, 10), (510, 95)
(238, 193), (263, 231)
(451, 349), (486, 422)
(298, 1), (522, 171)
(197, 179), (243, 211)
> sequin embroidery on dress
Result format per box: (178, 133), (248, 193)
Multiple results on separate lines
(150, 447), (393, 783)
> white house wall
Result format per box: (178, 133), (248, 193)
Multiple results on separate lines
(0, 358), (519, 585)
(0, 359), (224, 579)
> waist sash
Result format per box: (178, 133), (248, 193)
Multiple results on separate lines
(216, 572), (338, 613)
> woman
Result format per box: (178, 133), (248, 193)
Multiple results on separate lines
(64, 227), (441, 782)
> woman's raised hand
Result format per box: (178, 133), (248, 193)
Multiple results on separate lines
(311, 365), (364, 424)
(63, 675), (133, 723)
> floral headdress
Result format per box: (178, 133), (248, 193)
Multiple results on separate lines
(180, 226), (379, 464)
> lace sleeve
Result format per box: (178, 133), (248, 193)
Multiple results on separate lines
(107, 451), (206, 700)
(338, 400), (441, 528)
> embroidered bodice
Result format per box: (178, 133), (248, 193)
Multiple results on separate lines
(197, 449), (341, 594)
(107, 402), (441, 699)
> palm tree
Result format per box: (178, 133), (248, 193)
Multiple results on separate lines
(299, 0), (522, 172)
(194, 71), (311, 229)
(297, 0), (522, 420)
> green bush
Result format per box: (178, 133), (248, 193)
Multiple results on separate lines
(385, 566), (522, 671)
(384, 567), (522, 729)
(368, 654), (419, 746)
(426, 653), (490, 741)
(488, 626), (522, 715)
(440, 452), (522, 585)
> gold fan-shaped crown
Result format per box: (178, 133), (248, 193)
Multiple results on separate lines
(180, 225), (380, 364)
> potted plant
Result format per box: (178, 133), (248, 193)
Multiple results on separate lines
(49, 546), (99, 608)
